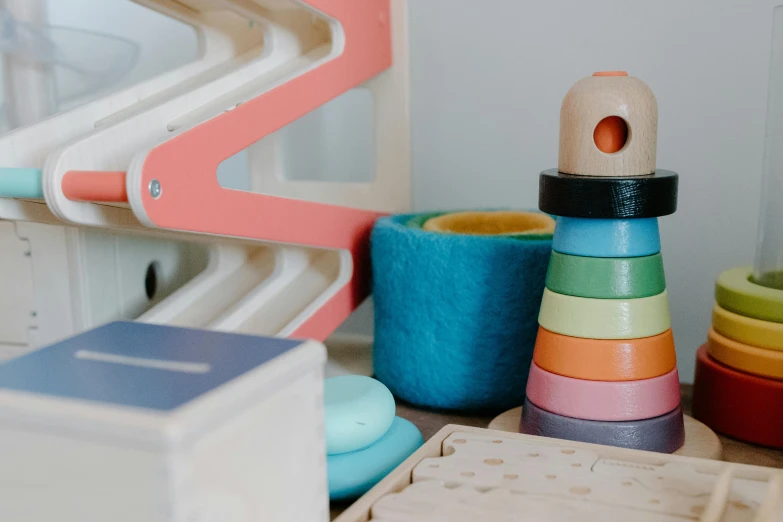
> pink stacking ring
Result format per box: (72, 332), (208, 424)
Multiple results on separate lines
(525, 362), (681, 421)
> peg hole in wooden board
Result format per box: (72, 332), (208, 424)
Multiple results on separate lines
(84, 231), (211, 324)
(145, 261), (160, 300)
(593, 116), (629, 154)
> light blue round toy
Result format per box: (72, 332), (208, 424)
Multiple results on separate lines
(324, 375), (395, 455)
(327, 416), (423, 501)
(552, 216), (661, 258)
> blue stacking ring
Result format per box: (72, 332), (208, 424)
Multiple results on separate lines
(552, 217), (661, 258)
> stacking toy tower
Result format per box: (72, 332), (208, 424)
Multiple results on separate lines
(519, 71), (685, 453)
(692, 7), (783, 449)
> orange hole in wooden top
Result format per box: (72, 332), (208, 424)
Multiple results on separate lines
(594, 116), (628, 153)
(593, 71), (628, 76)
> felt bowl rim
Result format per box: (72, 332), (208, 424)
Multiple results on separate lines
(378, 209), (555, 244)
(421, 210), (555, 236)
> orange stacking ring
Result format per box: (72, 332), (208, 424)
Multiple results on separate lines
(707, 328), (783, 380)
(532, 327), (676, 381)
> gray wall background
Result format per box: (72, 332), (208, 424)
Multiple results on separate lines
(343, 0), (782, 383)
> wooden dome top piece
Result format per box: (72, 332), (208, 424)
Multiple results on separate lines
(559, 71), (658, 177)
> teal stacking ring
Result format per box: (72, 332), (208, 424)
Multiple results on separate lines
(324, 375), (396, 455)
(328, 416), (424, 500)
(552, 217), (660, 258)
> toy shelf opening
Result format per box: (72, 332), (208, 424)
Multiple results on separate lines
(754, 5), (783, 290)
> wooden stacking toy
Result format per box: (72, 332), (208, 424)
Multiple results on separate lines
(519, 71), (685, 453)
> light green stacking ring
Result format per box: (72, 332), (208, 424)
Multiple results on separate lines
(546, 251), (666, 299)
(538, 288), (671, 339)
(716, 266), (783, 324)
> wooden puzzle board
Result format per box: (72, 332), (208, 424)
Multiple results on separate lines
(334, 425), (783, 522)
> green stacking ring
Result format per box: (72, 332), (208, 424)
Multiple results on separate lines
(716, 266), (783, 323)
(546, 251), (666, 299)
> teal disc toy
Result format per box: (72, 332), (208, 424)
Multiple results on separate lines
(327, 416), (423, 501)
(324, 375), (396, 455)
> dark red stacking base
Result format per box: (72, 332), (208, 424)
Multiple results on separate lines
(692, 344), (783, 449)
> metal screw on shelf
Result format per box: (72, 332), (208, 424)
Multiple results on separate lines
(149, 179), (161, 199)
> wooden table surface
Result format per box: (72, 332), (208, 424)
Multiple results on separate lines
(329, 383), (783, 519)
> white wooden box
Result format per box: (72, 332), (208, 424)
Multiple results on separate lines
(0, 321), (328, 522)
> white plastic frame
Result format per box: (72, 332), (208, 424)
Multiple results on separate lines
(0, 0), (262, 223)
(0, 0), (409, 351)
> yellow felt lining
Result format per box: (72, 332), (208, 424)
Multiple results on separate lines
(422, 211), (555, 236)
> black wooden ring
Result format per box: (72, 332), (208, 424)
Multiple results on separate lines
(539, 169), (679, 218)
(519, 397), (685, 454)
